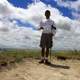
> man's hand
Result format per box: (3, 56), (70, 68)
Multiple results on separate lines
(38, 27), (44, 30)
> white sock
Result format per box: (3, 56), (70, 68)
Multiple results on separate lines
(45, 57), (48, 60)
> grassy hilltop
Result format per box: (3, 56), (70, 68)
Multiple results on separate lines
(0, 49), (80, 67)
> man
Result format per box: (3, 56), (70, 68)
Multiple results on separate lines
(38, 10), (56, 64)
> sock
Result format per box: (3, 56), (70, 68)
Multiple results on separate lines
(45, 57), (48, 60)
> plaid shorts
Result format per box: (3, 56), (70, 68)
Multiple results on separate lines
(40, 33), (53, 48)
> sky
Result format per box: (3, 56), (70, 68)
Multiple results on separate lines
(0, 0), (80, 50)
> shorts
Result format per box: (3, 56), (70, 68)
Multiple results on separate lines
(40, 33), (53, 48)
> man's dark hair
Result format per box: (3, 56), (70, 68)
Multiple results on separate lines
(45, 10), (51, 19)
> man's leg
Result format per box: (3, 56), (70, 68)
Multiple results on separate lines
(45, 48), (49, 61)
(39, 48), (45, 63)
(45, 48), (49, 58)
(45, 48), (51, 64)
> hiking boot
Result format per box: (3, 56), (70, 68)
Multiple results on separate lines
(39, 60), (44, 64)
(45, 60), (51, 65)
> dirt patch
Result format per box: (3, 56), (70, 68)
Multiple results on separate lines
(0, 58), (80, 80)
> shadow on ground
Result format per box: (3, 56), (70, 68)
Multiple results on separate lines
(45, 63), (70, 69)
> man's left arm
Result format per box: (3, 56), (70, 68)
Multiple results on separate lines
(51, 23), (56, 36)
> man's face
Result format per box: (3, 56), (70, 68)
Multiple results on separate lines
(45, 11), (50, 19)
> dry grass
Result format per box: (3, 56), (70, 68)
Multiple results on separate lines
(0, 49), (80, 68)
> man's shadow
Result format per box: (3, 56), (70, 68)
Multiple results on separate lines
(45, 63), (70, 69)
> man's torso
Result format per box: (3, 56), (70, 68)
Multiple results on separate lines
(40, 19), (56, 34)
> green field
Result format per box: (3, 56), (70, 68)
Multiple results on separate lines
(0, 49), (80, 66)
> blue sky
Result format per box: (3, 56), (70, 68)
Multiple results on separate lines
(8, 0), (33, 8)
(8, 0), (76, 19)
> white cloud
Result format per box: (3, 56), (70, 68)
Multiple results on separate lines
(72, 12), (80, 20)
(0, 0), (80, 50)
(56, 0), (80, 10)
(56, 0), (80, 20)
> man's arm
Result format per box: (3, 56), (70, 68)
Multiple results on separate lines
(37, 21), (44, 30)
(51, 25), (56, 30)
(51, 24), (56, 36)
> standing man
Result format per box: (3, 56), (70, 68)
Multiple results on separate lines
(38, 10), (56, 64)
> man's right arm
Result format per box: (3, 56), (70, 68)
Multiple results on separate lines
(38, 21), (44, 30)
(38, 27), (44, 30)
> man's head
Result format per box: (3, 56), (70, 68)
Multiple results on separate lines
(45, 10), (51, 19)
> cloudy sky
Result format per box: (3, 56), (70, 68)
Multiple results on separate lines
(0, 0), (80, 50)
